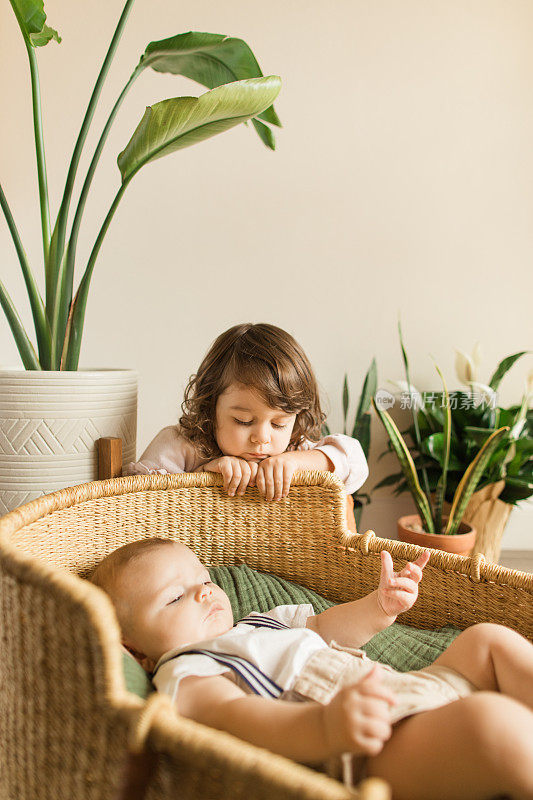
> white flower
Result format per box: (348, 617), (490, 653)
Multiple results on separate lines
(454, 344), (481, 386)
(527, 370), (533, 405)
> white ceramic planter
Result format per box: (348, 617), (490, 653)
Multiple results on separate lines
(0, 369), (137, 515)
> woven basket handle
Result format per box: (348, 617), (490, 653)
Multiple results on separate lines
(113, 694), (171, 800)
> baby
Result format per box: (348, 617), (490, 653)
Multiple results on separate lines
(91, 538), (533, 799)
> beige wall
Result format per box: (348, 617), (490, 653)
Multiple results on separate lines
(1, 0), (532, 547)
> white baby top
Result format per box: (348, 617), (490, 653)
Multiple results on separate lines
(123, 428), (368, 495)
(153, 604), (327, 703)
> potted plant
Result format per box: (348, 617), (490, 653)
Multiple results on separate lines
(376, 335), (532, 560)
(380, 346), (532, 560)
(0, 0), (281, 513)
(373, 329), (511, 556)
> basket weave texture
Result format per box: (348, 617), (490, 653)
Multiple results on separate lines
(0, 471), (531, 800)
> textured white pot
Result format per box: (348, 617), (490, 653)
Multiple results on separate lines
(0, 369), (137, 515)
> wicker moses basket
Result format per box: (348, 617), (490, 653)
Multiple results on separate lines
(1, 470), (532, 800)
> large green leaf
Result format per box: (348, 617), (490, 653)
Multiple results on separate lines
(63, 76), (281, 370)
(117, 76), (281, 184)
(137, 32), (281, 148)
(488, 351), (530, 391)
(506, 438), (533, 474)
(422, 433), (462, 470)
(10, 0), (60, 46)
(353, 413), (371, 458)
(500, 476), (533, 504)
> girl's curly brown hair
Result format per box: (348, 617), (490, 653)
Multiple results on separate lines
(179, 323), (325, 459)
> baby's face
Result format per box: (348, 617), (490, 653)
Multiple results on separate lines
(215, 383), (296, 462)
(116, 542), (233, 669)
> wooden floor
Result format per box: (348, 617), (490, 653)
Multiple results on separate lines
(499, 550), (533, 573)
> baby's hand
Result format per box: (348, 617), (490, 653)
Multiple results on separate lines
(202, 456), (259, 497)
(255, 452), (298, 501)
(322, 665), (396, 757)
(377, 550), (430, 618)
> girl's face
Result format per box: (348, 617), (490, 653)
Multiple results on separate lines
(215, 383), (296, 461)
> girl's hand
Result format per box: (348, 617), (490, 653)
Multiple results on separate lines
(202, 456), (259, 497)
(322, 665), (396, 757)
(377, 550), (431, 619)
(255, 452), (299, 501)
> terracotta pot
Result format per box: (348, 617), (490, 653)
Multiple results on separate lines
(397, 514), (476, 555)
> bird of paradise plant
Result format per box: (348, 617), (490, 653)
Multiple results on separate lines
(372, 325), (510, 535)
(1, 0), (281, 371)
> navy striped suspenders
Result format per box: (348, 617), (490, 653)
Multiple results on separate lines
(152, 614), (291, 699)
(238, 614), (290, 631)
(157, 649), (283, 698)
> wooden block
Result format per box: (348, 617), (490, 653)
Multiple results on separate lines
(97, 437), (123, 480)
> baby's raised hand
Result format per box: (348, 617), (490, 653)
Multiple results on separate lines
(377, 549), (430, 618)
(322, 665), (396, 757)
(202, 456), (259, 497)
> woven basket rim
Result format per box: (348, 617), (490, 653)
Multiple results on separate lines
(1, 470), (531, 591)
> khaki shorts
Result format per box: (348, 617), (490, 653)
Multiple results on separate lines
(289, 642), (476, 723)
(285, 643), (477, 788)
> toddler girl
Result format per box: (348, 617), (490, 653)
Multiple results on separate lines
(124, 323), (368, 504)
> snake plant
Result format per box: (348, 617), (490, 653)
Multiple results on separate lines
(323, 359), (377, 527)
(1, 0), (281, 370)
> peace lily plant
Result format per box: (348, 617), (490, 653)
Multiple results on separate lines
(372, 327), (513, 536)
(1, 0), (281, 370)
(378, 338), (533, 518)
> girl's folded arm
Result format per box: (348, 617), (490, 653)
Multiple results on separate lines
(176, 674), (329, 763)
(123, 427), (200, 475)
(310, 434), (369, 494)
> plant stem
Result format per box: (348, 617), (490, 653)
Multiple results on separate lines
(0, 181), (51, 367)
(52, 67), (142, 366)
(26, 43), (51, 265)
(48, 0), (136, 328)
(0, 279), (41, 369)
(61, 179), (130, 370)
(8, 0), (52, 266)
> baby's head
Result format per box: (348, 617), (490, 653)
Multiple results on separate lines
(179, 322), (325, 460)
(90, 538), (233, 671)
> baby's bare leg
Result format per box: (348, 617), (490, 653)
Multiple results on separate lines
(367, 692), (533, 800)
(433, 622), (533, 709)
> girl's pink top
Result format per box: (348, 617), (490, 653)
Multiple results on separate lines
(123, 427), (368, 495)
